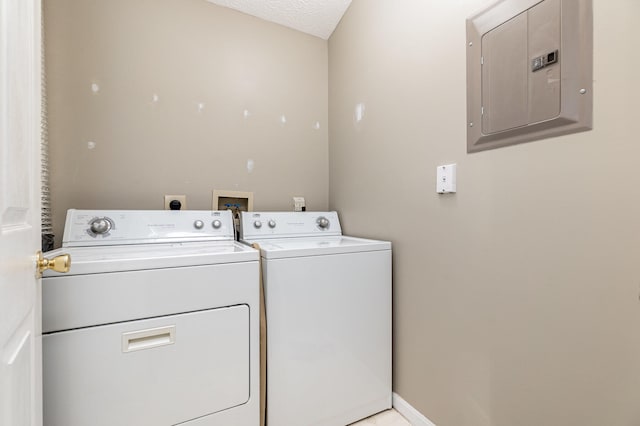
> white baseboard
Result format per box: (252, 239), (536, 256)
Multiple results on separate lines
(392, 393), (437, 426)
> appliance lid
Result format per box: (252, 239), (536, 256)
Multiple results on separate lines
(241, 235), (391, 259)
(42, 241), (258, 276)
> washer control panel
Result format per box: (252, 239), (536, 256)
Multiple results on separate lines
(62, 209), (235, 247)
(239, 211), (342, 240)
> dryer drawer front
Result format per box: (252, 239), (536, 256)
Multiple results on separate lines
(43, 305), (250, 426)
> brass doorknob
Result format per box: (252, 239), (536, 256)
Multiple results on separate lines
(36, 251), (71, 277)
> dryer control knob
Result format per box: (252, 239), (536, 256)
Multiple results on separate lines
(212, 219), (222, 229)
(254, 220), (263, 229)
(89, 217), (112, 235)
(317, 216), (330, 229)
(268, 220), (276, 228)
(194, 220), (204, 229)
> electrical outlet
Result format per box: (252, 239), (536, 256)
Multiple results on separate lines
(164, 195), (187, 210)
(293, 197), (306, 212)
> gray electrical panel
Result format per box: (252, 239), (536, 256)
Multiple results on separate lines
(466, 0), (592, 153)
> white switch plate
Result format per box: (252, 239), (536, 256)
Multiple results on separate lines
(436, 164), (457, 193)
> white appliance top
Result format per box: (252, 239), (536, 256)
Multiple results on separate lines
(239, 211), (390, 259)
(44, 241), (257, 276)
(245, 235), (390, 259)
(44, 209), (258, 276)
(62, 209), (236, 246)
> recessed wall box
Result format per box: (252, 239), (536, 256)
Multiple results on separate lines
(212, 190), (254, 212)
(466, 0), (593, 153)
(212, 190), (254, 240)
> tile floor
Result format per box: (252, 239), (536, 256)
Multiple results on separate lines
(350, 409), (412, 426)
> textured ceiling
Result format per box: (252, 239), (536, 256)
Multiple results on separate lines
(205, 0), (352, 40)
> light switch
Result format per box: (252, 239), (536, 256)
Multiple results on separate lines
(436, 164), (457, 194)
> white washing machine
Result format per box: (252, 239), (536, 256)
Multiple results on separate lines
(239, 211), (392, 426)
(42, 209), (259, 426)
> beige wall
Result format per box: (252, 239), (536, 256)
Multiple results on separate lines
(45, 0), (328, 247)
(329, 1), (640, 425)
(45, 0), (640, 423)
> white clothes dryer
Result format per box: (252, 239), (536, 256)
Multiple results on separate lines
(42, 209), (259, 426)
(239, 211), (392, 426)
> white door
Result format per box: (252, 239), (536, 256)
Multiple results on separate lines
(0, 0), (43, 425)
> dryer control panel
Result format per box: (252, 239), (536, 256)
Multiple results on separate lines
(62, 209), (235, 247)
(239, 211), (342, 240)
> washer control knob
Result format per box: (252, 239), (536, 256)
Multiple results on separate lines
(194, 220), (204, 229)
(89, 217), (112, 235)
(268, 220), (276, 228)
(317, 216), (330, 229)
(254, 220), (262, 229)
(212, 219), (222, 229)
